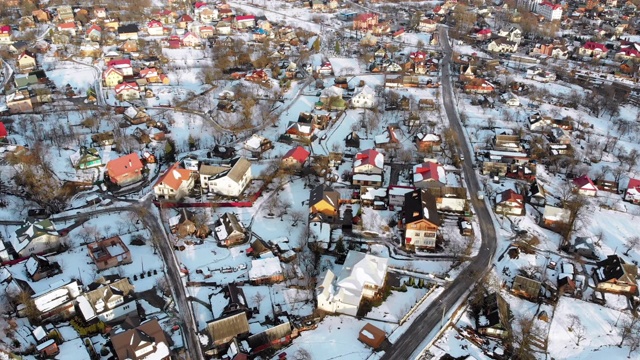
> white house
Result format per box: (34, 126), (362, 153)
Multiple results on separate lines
(573, 176), (597, 197)
(77, 277), (136, 323)
(201, 157), (252, 197)
(487, 38), (518, 53)
(24, 280), (81, 320)
(351, 85), (376, 109)
(317, 251), (388, 316)
(154, 163), (194, 201)
(537, 2), (562, 21)
(12, 219), (61, 258)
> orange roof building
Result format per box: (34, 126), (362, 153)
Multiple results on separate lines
(106, 153), (144, 186)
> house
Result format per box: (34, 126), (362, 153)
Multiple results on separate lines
(103, 67), (124, 88)
(25, 280), (81, 321)
(57, 5), (74, 22)
(487, 38), (518, 53)
(403, 190), (440, 250)
(154, 163), (194, 201)
(415, 133), (442, 153)
(495, 189), (525, 216)
(317, 251), (388, 316)
(541, 205), (570, 229)
(123, 106), (150, 125)
(572, 175), (597, 197)
(351, 85), (376, 109)
(0, 25), (12, 44)
(206, 312), (250, 349)
(110, 318), (170, 360)
(56, 22), (78, 36)
(387, 185), (415, 209)
(511, 275), (542, 300)
(412, 162), (446, 188)
(244, 134), (273, 157)
(358, 323), (387, 350)
(87, 236), (133, 271)
(203, 157), (252, 197)
(537, 1), (563, 21)
(476, 293), (512, 338)
(117, 24), (139, 40)
(464, 78), (495, 94)
(374, 126), (401, 150)
(147, 20), (164, 36)
(235, 15), (256, 28)
(353, 149), (384, 176)
(5, 91), (31, 114)
(216, 21), (232, 35)
(12, 219), (61, 258)
(85, 24), (102, 42)
(70, 147), (102, 169)
(309, 184), (340, 222)
(17, 51), (36, 73)
(181, 32), (201, 48)
(593, 255), (638, 295)
(345, 131), (361, 148)
(214, 213), (247, 247)
(570, 236), (598, 260)
(282, 146), (310, 169)
(92, 132), (115, 147)
(114, 82), (140, 101)
(249, 257), (284, 285)
(579, 41), (608, 57)
(221, 284), (251, 318)
(353, 13), (379, 30)
(200, 25), (215, 39)
(199, 8), (219, 23)
(475, 28), (492, 41)
(25, 255), (61, 282)
(247, 322), (293, 356)
(77, 277), (136, 323)
(625, 178), (640, 204)
(176, 14), (194, 29)
(106, 153), (144, 186)
(419, 18), (438, 33)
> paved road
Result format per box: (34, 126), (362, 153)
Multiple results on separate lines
(380, 26), (498, 360)
(137, 199), (204, 360)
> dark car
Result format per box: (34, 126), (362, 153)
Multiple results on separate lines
(27, 208), (49, 219)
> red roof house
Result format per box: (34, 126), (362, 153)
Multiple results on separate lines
(572, 175), (597, 197)
(0, 122), (8, 139)
(496, 189), (525, 216)
(106, 153), (144, 186)
(412, 162), (445, 188)
(281, 146), (310, 169)
(625, 178), (640, 204)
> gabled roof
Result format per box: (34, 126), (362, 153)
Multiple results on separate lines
(354, 149), (384, 169)
(412, 162), (445, 183)
(404, 189), (440, 226)
(103, 66), (123, 79)
(206, 311), (250, 344)
(283, 146), (310, 164)
(106, 153), (143, 178)
(114, 82), (139, 94)
(223, 157), (251, 183)
(496, 189), (523, 206)
(572, 175), (596, 190)
(583, 41), (607, 51)
(155, 163), (192, 191)
(309, 184), (339, 209)
(16, 219), (57, 243)
(595, 255), (637, 284)
(110, 318), (170, 360)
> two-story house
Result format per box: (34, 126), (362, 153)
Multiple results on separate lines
(200, 157), (252, 197)
(12, 219), (61, 258)
(77, 276), (137, 323)
(154, 163), (194, 201)
(352, 149), (384, 187)
(403, 189), (441, 251)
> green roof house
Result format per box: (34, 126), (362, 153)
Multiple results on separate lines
(12, 219), (61, 258)
(70, 147), (102, 169)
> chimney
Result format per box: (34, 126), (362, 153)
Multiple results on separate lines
(129, 160), (132, 168)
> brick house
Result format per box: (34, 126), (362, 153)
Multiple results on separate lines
(87, 236), (133, 271)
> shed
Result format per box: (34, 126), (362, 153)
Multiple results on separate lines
(358, 323), (386, 350)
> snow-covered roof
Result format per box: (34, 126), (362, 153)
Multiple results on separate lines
(354, 149), (384, 169)
(249, 257), (282, 280)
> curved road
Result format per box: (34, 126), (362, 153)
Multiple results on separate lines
(380, 27), (498, 360)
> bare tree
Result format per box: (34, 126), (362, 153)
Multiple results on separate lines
(624, 236), (640, 256)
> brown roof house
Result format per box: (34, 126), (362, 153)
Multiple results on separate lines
(110, 318), (170, 360)
(25, 255), (61, 282)
(308, 184), (340, 223)
(77, 276), (137, 323)
(205, 312), (250, 354)
(593, 255), (638, 295)
(214, 213), (247, 247)
(403, 190), (440, 251)
(495, 189), (525, 216)
(87, 236), (132, 271)
(249, 257), (284, 285)
(476, 292), (512, 339)
(511, 275), (542, 301)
